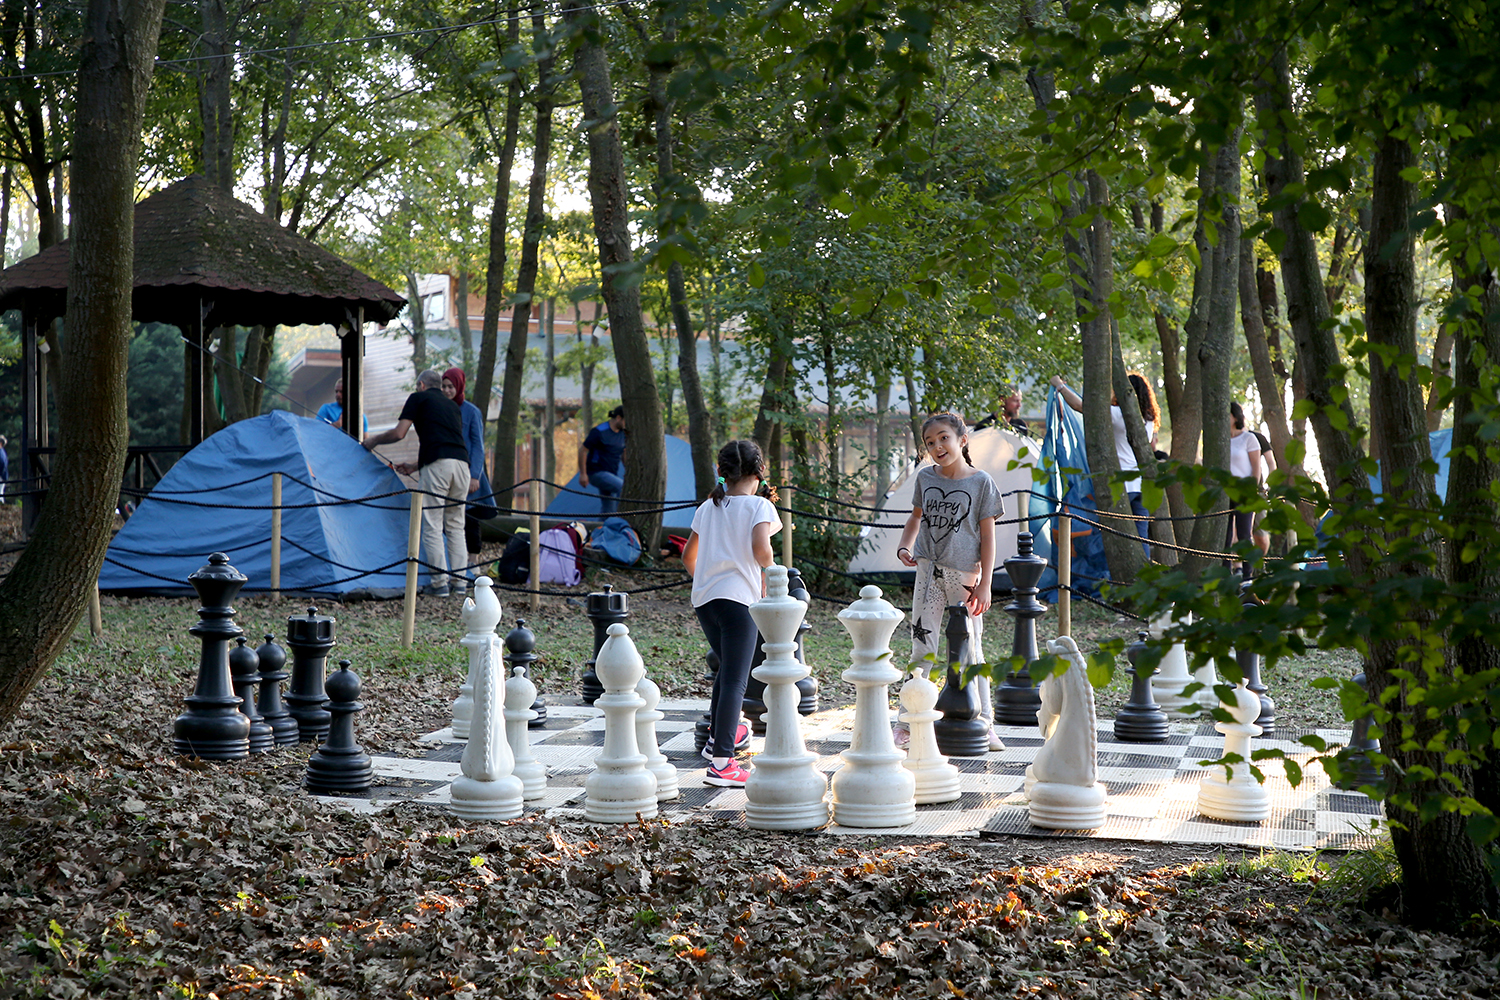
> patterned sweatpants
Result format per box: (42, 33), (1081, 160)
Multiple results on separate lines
(908, 558), (994, 726)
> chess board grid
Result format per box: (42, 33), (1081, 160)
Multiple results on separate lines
(312, 701), (1387, 850)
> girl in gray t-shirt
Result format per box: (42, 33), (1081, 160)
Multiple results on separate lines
(894, 413), (1006, 751)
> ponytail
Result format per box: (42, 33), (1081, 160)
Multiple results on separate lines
(711, 440), (770, 507)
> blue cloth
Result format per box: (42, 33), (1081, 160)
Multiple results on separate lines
(315, 401), (367, 432)
(1028, 386), (1110, 600)
(458, 399), (492, 500)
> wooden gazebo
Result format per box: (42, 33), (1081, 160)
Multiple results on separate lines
(0, 174), (405, 530)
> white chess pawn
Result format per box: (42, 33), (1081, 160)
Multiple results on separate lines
(744, 565), (829, 831)
(831, 585), (916, 827)
(452, 576), (503, 739)
(900, 666), (961, 804)
(504, 662), (547, 801)
(583, 624), (658, 822)
(1149, 608), (1197, 718)
(635, 668), (679, 801)
(1026, 637), (1107, 829)
(1198, 684), (1270, 822)
(449, 633), (524, 820)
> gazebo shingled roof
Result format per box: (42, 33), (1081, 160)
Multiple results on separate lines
(6, 174), (405, 534)
(0, 173), (405, 329)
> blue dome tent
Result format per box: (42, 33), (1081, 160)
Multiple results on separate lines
(100, 410), (421, 597)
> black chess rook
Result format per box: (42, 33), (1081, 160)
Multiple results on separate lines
(285, 606), (336, 742)
(579, 585), (627, 705)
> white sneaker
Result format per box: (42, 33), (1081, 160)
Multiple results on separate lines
(988, 727), (1005, 752)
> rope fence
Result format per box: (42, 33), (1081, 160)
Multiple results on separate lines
(9, 471), (1279, 646)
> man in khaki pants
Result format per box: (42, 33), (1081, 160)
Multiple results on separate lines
(363, 370), (472, 596)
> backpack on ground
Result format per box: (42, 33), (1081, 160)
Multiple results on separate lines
(538, 524), (584, 586)
(496, 528), (530, 584)
(590, 516), (642, 566)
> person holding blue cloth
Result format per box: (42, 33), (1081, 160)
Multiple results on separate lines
(578, 406), (627, 514)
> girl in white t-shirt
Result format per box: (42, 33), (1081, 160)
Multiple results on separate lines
(682, 440), (780, 787)
(1049, 372), (1160, 556)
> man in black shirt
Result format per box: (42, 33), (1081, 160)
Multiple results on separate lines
(363, 369), (470, 596)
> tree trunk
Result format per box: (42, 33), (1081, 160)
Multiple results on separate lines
(1146, 201), (1186, 431)
(580, 302), (596, 431)
(1239, 237), (1294, 474)
(875, 375), (892, 498)
(196, 0), (233, 191)
(1183, 136), (1241, 578)
(0, 0), (167, 729)
(493, 20), (555, 501)
(405, 270), (427, 373)
(751, 339), (791, 459)
(456, 268), (473, 373)
(472, 10), (523, 423)
(569, 2), (666, 550)
(544, 297), (556, 503)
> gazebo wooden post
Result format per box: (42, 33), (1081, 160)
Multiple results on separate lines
(188, 299), (206, 445)
(341, 306), (365, 441)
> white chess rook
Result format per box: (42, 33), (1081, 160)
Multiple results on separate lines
(1026, 636), (1107, 830)
(450, 634), (524, 821)
(583, 624), (658, 822)
(899, 666), (961, 804)
(1198, 684), (1270, 822)
(452, 576), (503, 739)
(635, 667), (679, 801)
(831, 586), (916, 827)
(744, 566), (830, 831)
(1149, 608), (1197, 718)
(505, 664), (547, 800)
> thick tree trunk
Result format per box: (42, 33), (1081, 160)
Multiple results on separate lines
(494, 21), (555, 501)
(751, 340), (791, 459)
(1183, 137), (1240, 578)
(456, 268), (473, 373)
(569, 3), (666, 550)
(472, 11), (523, 423)
(196, 0), (233, 190)
(405, 270), (427, 373)
(874, 376), (892, 498)
(0, 0), (167, 729)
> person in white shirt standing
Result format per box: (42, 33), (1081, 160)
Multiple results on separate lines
(682, 440), (780, 787)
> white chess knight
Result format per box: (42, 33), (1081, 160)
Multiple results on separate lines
(1025, 636), (1107, 829)
(452, 576), (503, 739)
(449, 635), (524, 821)
(1149, 608), (1197, 718)
(583, 624), (658, 822)
(1198, 684), (1271, 822)
(830, 585), (916, 827)
(744, 565), (829, 831)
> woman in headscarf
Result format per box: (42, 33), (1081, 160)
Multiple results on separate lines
(442, 367), (497, 572)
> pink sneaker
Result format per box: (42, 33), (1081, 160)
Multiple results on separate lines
(892, 723), (911, 750)
(705, 759), (752, 787)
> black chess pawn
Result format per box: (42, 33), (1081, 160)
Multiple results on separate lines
(504, 618), (548, 728)
(230, 636), (275, 753)
(995, 531), (1047, 725)
(1337, 671), (1383, 791)
(742, 639), (770, 734)
(255, 634), (299, 747)
(579, 585), (627, 704)
(285, 606), (336, 742)
(787, 568), (820, 716)
(305, 660), (373, 793)
(172, 553), (251, 760)
(1115, 630), (1170, 742)
(932, 605), (989, 756)
(1237, 582), (1275, 732)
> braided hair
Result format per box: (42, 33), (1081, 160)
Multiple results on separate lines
(708, 439), (777, 507)
(920, 412), (974, 467)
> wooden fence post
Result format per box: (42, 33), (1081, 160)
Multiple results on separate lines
(270, 472), (282, 595)
(529, 480), (542, 613)
(403, 491), (421, 648)
(1059, 513), (1071, 638)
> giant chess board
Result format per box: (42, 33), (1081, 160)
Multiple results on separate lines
(312, 700), (1385, 850)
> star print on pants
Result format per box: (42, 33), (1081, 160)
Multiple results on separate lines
(932, 565), (945, 579)
(911, 618), (931, 644)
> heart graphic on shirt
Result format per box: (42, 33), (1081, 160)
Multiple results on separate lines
(921, 485), (973, 546)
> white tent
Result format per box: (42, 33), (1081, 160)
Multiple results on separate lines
(846, 424), (1040, 588)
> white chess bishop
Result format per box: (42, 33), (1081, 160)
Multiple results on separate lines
(1026, 636), (1107, 830)
(1198, 684), (1270, 822)
(452, 576), (503, 739)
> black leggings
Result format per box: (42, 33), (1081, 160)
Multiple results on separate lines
(1225, 503), (1255, 577)
(695, 598), (758, 759)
